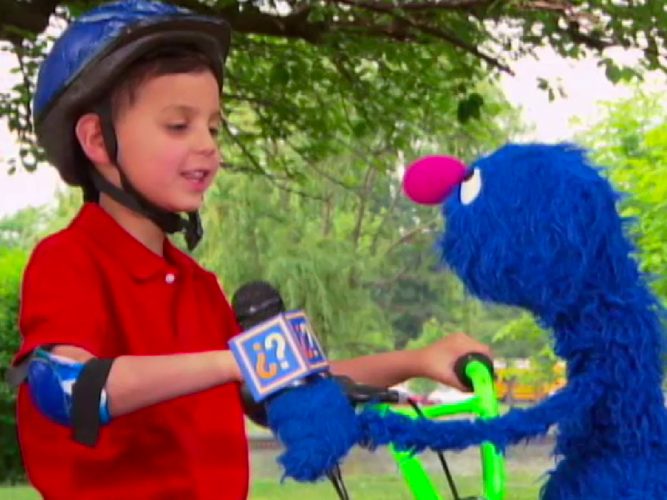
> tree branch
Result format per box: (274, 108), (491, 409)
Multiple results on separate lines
(370, 181), (401, 254)
(403, 15), (513, 73)
(351, 164), (376, 249)
(335, 0), (491, 11)
(0, 0), (59, 42)
(332, 0), (512, 73)
(384, 216), (440, 256)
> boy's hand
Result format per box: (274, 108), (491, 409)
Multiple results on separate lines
(416, 333), (492, 392)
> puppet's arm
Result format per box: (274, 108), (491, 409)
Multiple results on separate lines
(359, 373), (604, 453)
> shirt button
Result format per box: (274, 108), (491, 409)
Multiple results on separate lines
(165, 273), (176, 284)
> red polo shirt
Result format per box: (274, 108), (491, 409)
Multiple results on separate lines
(14, 203), (249, 499)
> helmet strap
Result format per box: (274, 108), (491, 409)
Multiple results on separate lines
(90, 100), (203, 250)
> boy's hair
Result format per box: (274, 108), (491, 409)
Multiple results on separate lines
(108, 47), (217, 119)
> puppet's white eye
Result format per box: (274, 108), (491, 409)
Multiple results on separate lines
(460, 168), (482, 205)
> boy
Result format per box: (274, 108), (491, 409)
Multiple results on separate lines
(11, 1), (491, 498)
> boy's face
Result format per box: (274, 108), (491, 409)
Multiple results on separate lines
(113, 70), (221, 212)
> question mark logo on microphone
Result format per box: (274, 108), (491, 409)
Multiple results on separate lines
(254, 333), (290, 379)
(230, 315), (317, 402)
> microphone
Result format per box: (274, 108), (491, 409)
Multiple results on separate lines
(232, 280), (284, 330)
(231, 281), (404, 425)
(231, 280), (314, 427)
(229, 281), (362, 482)
(229, 281), (329, 403)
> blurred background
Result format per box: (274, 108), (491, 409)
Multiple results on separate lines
(1, 1), (665, 497)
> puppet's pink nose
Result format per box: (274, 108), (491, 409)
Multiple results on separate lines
(402, 155), (468, 205)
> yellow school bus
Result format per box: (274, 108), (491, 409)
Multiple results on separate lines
(494, 359), (566, 403)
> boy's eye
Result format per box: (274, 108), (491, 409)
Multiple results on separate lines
(209, 127), (220, 136)
(167, 123), (188, 132)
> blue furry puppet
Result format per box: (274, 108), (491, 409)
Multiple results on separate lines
(274, 143), (667, 499)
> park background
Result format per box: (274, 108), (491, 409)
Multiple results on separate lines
(1, 1), (666, 497)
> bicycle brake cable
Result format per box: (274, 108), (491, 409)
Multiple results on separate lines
(327, 464), (350, 500)
(408, 398), (461, 500)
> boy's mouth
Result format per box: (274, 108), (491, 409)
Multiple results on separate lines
(182, 170), (209, 181)
(181, 169), (213, 191)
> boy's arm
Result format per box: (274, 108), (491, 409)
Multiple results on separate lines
(330, 333), (491, 391)
(330, 350), (419, 390)
(52, 345), (241, 418)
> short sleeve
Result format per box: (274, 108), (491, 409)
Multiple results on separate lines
(13, 235), (109, 364)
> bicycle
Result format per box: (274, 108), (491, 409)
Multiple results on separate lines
(242, 353), (504, 500)
(374, 353), (505, 500)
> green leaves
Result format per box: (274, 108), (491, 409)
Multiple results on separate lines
(577, 89), (667, 303)
(2, 0), (665, 178)
(198, 78), (518, 358)
(0, 247), (27, 483)
(457, 92), (484, 123)
(0, 206), (49, 249)
(599, 58), (641, 85)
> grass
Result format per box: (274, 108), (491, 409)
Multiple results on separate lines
(1, 472), (541, 500)
(0, 487), (38, 500)
(252, 473), (541, 499)
(1, 415), (547, 499)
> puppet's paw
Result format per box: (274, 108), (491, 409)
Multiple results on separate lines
(267, 377), (361, 482)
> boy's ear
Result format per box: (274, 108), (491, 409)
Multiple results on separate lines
(75, 113), (113, 166)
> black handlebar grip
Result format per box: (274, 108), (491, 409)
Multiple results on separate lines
(453, 352), (495, 392)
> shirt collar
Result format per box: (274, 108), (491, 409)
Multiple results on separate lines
(72, 203), (198, 281)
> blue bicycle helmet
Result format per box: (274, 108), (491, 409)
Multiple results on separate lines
(33, 0), (231, 249)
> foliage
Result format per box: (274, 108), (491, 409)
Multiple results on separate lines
(2, 0), (666, 178)
(2, 0), (665, 72)
(0, 0), (665, 487)
(576, 90), (667, 303)
(493, 313), (549, 360)
(0, 207), (48, 250)
(0, 247), (28, 483)
(199, 76), (521, 357)
(0, 187), (82, 251)
(493, 313), (559, 386)
(0, 34), (51, 173)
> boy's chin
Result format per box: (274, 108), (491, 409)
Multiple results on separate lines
(162, 196), (205, 214)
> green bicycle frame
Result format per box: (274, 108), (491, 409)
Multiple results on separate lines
(379, 360), (505, 500)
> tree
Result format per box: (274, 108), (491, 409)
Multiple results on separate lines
(576, 89), (667, 303)
(2, 0), (665, 71)
(0, 206), (48, 249)
(2, 0), (665, 177)
(0, 247), (28, 483)
(196, 74), (524, 355)
(0, 188), (83, 251)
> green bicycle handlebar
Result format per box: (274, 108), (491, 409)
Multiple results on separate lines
(379, 353), (505, 500)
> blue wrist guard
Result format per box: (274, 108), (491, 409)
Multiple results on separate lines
(27, 349), (112, 443)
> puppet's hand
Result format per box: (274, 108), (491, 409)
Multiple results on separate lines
(267, 376), (360, 482)
(415, 333), (492, 391)
(359, 373), (604, 454)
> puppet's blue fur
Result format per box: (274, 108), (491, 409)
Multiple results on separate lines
(357, 143), (667, 498)
(276, 143), (667, 498)
(267, 376), (360, 482)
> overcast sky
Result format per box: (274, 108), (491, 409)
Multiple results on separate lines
(1, 45), (664, 218)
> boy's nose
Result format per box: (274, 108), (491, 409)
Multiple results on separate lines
(194, 130), (218, 156)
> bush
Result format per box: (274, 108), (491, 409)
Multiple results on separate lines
(0, 248), (28, 483)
